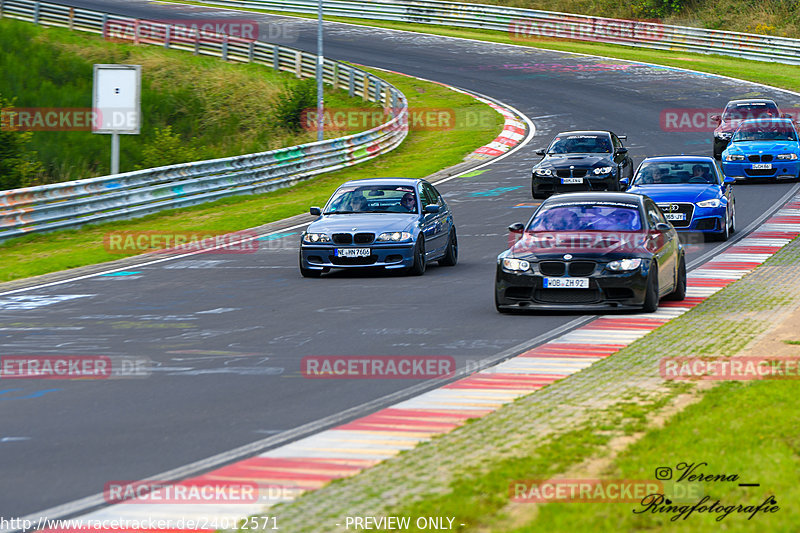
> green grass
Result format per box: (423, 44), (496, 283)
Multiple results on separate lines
(783, 340), (800, 345)
(516, 380), (800, 532)
(163, 1), (800, 93)
(0, 17), (366, 184)
(0, 68), (502, 282)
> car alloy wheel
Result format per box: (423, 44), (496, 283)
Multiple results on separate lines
(409, 236), (426, 276)
(438, 229), (458, 267)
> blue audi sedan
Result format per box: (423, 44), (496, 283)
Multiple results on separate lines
(721, 118), (800, 182)
(299, 178), (457, 277)
(626, 156), (736, 241)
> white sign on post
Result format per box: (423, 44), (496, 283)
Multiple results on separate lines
(92, 64), (141, 174)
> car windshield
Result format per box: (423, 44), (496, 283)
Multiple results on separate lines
(527, 203), (642, 232)
(632, 162), (718, 185)
(547, 134), (612, 154)
(732, 121), (797, 142)
(324, 185), (418, 214)
(722, 102), (779, 121)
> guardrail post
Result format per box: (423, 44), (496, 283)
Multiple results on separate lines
(391, 90), (398, 111)
(164, 25), (171, 49)
(194, 29), (199, 55)
(362, 74), (369, 101)
(375, 79), (382, 103)
(222, 35), (229, 61)
(295, 51), (303, 78)
(0, 0), (5, 19)
(134, 19), (140, 45)
(348, 69), (355, 97)
(332, 63), (339, 90)
(248, 41), (254, 62)
(68, 7), (75, 31)
(101, 13), (107, 38)
(272, 45), (280, 70)
(34, 1), (40, 24)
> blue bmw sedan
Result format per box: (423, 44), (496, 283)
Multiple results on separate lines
(299, 178), (457, 277)
(626, 156), (736, 241)
(721, 118), (800, 182)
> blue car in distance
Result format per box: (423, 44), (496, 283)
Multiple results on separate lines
(626, 155), (736, 241)
(299, 178), (457, 277)
(721, 118), (800, 182)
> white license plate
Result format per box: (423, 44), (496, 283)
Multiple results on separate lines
(751, 163), (772, 169)
(543, 277), (589, 289)
(335, 248), (370, 258)
(664, 213), (686, 221)
(561, 177), (584, 184)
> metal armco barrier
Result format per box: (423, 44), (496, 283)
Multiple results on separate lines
(186, 0), (800, 65)
(0, 0), (408, 241)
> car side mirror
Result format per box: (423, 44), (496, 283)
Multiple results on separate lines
(535, 149), (546, 156)
(723, 176), (735, 184)
(424, 204), (441, 214)
(508, 222), (525, 234)
(654, 222), (671, 233)
(615, 147), (628, 155)
(711, 115), (721, 124)
(619, 177), (629, 190)
(782, 113), (792, 119)
(618, 135), (627, 140)
(309, 206), (322, 216)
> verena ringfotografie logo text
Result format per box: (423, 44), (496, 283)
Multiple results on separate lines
(104, 480), (258, 504)
(301, 356), (456, 379)
(104, 230), (259, 254)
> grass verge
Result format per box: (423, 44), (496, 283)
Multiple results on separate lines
(162, 1), (800, 93)
(0, 67), (502, 282)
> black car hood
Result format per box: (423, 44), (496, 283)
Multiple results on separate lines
(538, 154), (614, 168)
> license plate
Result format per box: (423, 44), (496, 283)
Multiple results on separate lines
(561, 177), (584, 184)
(664, 213), (686, 221)
(752, 163), (772, 169)
(543, 277), (589, 289)
(335, 248), (370, 258)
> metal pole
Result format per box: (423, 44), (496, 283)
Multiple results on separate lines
(316, 0), (324, 142)
(111, 133), (120, 174)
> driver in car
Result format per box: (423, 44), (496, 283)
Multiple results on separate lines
(400, 192), (417, 212)
(349, 194), (368, 212)
(691, 164), (712, 183)
(545, 209), (581, 231)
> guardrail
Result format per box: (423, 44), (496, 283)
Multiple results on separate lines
(0, 0), (408, 241)
(185, 0), (800, 65)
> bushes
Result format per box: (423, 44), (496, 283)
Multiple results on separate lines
(0, 93), (43, 190)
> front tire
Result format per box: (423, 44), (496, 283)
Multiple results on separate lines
(665, 256), (686, 301)
(438, 228), (458, 266)
(532, 182), (546, 199)
(642, 265), (659, 313)
(409, 236), (426, 276)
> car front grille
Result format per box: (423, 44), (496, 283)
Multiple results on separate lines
(744, 168), (778, 177)
(568, 261), (596, 276)
(748, 154), (773, 162)
(534, 288), (600, 304)
(539, 261), (596, 276)
(539, 261), (566, 276)
(332, 233), (353, 245)
(657, 203), (694, 228)
(555, 168), (589, 178)
(353, 233), (375, 244)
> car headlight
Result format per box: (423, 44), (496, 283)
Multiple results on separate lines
(303, 232), (330, 243)
(593, 166), (613, 175)
(502, 258), (531, 272)
(376, 231), (412, 242)
(697, 199), (722, 208)
(724, 154), (745, 161)
(533, 168), (553, 177)
(607, 258), (642, 271)
(716, 132), (732, 140)
(777, 153), (798, 160)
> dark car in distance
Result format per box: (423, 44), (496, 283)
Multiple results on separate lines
(531, 130), (634, 199)
(495, 193), (685, 313)
(300, 178), (457, 277)
(712, 99), (784, 159)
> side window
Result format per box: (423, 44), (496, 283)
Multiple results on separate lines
(715, 161), (725, 184)
(612, 134), (622, 150)
(421, 183), (441, 207)
(646, 201), (665, 227)
(426, 183), (444, 206)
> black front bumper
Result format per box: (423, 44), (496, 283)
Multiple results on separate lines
(495, 264), (649, 311)
(532, 174), (619, 196)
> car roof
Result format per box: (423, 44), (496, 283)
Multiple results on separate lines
(553, 130), (613, 137)
(340, 177), (421, 187)
(726, 99), (778, 106)
(641, 155), (717, 163)
(739, 118), (794, 126)
(544, 192), (645, 206)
